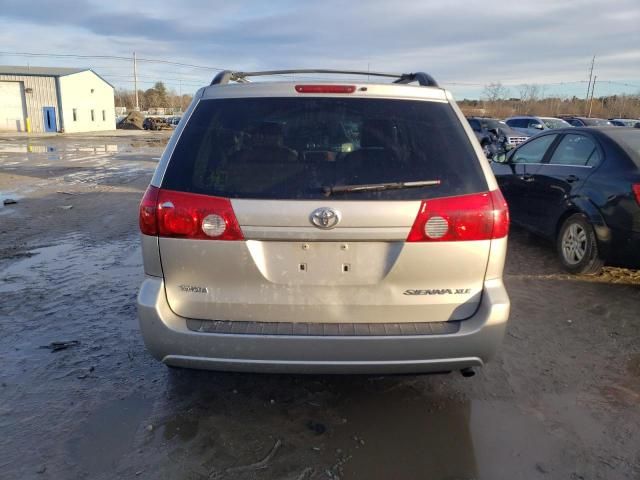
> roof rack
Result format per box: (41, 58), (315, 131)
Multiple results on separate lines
(210, 69), (439, 87)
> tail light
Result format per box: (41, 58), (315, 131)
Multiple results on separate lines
(295, 85), (356, 94)
(633, 184), (640, 205)
(138, 187), (243, 240)
(139, 185), (160, 235)
(406, 190), (509, 242)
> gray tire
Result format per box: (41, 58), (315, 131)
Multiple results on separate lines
(557, 213), (604, 275)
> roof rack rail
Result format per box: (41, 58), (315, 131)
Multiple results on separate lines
(209, 69), (439, 87)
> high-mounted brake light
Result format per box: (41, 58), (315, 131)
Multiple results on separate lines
(406, 190), (509, 242)
(633, 184), (640, 206)
(295, 85), (356, 94)
(138, 187), (243, 240)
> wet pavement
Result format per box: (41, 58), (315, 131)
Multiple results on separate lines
(0, 132), (639, 479)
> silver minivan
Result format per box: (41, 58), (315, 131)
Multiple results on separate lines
(137, 69), (510, 375)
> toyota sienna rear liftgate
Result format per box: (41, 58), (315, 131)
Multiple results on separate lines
(138, 73), (510, 374)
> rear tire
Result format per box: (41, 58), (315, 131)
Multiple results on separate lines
(557, 213), (603, 275)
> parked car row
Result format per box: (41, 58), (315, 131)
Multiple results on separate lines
(468, 115), (640, 160)
(504, 116), (572, 136)
(467, 117), (529, 158)
(143, 116), (182, 130)
(609, 118), (640, 127)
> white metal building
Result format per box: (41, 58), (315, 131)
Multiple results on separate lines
(0, 66), (115, 133)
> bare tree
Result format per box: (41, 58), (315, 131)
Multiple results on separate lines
(483, 82), (510, 102)
(459, 92), (640, 120)
(114, 89), (136, 110)
(517, 84), (542, 114)
(519, 84), (542, 102)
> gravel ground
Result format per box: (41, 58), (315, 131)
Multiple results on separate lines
(0, 132), (639, 480)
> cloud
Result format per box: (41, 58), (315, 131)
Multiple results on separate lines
(1, 0), (638, 98)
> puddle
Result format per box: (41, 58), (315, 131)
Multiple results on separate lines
(0, 192), (22, 209)
(0, 243), (75, 293)
(0, 238), (143, 293)
(0, 136), (164, 193)
(0, 144), (30, 154)
(0, 143), (119, 155)
(324, 385), (596, 479)
(163, 414), (200, 441)
(67, 395), (152, 475)
(329, 391), (478, 479)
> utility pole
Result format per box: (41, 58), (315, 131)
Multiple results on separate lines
(588, 75), (597, 118)
(585, 55), (595, 114)
(133, 51), (139, 111)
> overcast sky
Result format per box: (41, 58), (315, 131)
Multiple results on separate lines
(1, 0), (639, 99)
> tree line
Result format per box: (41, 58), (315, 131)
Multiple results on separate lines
(114, 82), (193, 112)
(460, 82), (640, 119)
(114, 80), (640, 120)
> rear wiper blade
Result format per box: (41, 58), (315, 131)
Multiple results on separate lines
(322, 179), (441, 196)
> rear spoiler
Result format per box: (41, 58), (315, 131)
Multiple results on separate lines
(210, 69), (438, 87)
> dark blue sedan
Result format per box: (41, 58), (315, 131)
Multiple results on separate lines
(491, 127), (640, 274)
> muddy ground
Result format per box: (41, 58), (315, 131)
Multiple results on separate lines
(0, 132), (639, 480)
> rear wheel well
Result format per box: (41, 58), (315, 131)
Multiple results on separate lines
(555, 208), (581, 238)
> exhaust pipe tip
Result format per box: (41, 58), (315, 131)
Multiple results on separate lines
(460, 367), (476, 378)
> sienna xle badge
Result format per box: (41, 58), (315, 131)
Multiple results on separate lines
(137, 69), (511, 375)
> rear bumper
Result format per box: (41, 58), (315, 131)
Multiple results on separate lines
(137, 277), (510, 374)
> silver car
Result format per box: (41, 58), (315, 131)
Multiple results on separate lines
(137, 69), (510, 375)
(505, 116), (572, 137)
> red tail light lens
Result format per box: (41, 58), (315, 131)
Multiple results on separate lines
(406, 190), (509, 242)
(633, 184), (640, 205)
(295, 85), (356, 94)
(138, 187), (243, 240)
(490, 189), (510, 239)
(139, 185), (160, 235)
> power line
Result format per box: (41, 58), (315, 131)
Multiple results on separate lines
(0, 50), (226, 71)
(0, 51), (131, 61)
(110, 80), (205, 88)
(2, 50), (638, 94)
(599, 80), (640, 89)
(102, 73), (207, 82)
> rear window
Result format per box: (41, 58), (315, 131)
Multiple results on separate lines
(541, 118), (571, 129)
(506, 119), (527, 128)
(163, 97), (487, 200)
(583, 118), (612, 126)
(481, 119), (507, 130)
(607, 129), (640, 166)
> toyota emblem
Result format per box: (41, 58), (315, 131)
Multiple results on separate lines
(310, 207), (341, 229)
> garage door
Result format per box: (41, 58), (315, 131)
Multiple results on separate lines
(0, 81), (26, 132)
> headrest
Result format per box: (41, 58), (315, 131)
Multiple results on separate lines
(360, 119), (398, 148)
(253, 122), (284, 137)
